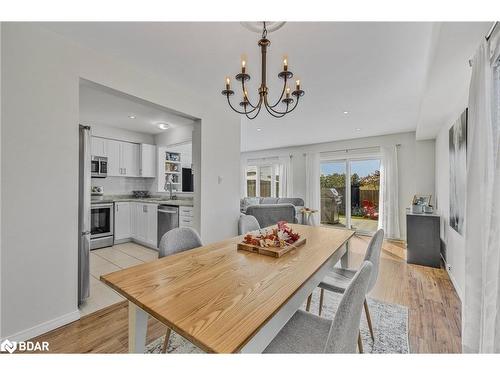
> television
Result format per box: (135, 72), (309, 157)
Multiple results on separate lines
(182, 168), (193, 192)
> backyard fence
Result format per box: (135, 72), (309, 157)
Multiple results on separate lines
(321, 186), (380, 224)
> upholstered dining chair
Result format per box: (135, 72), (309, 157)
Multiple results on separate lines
(264, 261), (373, 353)
(238, 214), (261, 235)
(158, 227), (203, 353)
(307, 229), (384, 345)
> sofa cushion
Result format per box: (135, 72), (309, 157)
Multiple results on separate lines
(240, 197), (260, 212)
(260, 197), (280, 204)
(278, 198), (305, 206)
(245, 204), (296, 228)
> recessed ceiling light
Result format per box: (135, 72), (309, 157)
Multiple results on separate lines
(355, 128), (361, 131)
(158, 123), (170, 130)
(128, 115), (136, 119)
(343, 111), (349, 115)
(257, 128), (262, 131)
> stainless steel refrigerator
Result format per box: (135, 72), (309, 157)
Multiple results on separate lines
(78, 125), (91, 305)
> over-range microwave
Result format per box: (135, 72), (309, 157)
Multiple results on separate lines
(91, 156), (108, 178)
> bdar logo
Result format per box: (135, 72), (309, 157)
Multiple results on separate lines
(0, 339), (17, 353)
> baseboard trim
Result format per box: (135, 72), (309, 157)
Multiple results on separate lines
(131, 238), (158, 251)
(442, 254), (463, 302)
(1, 309), (80, 342)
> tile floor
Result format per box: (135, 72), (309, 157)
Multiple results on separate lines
(79, 242), (158, 317)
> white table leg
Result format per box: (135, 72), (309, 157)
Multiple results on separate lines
(340, 240), (350, 268)
(128, 301), (148, 353)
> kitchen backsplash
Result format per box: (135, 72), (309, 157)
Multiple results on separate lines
(91, 177), (152, 195)
(91, 177), (194, 197)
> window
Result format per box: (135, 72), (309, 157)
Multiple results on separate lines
(245, 163), (283, 198)
(259, 165), (273, 197)
(246, 166), (257, 197)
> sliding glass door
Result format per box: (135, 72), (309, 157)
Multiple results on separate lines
(320, 161), (347, 227)
(349, 159), (381, 233)
(320, 158), (381, 234)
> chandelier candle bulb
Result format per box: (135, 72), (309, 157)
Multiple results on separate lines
(286, 87), (291, 98)
(283, 57), (288, 71)
(241, 59), (246, 74)
(296, 80), (301, 90)
(225, 77), (231, 90)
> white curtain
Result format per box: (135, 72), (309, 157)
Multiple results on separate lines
(378, 145), (400, 239)
(305, 152), (320, 226)
(279, 155), (293, 198)
(463, 36), (500, 353)
(240, 156), (248, 197)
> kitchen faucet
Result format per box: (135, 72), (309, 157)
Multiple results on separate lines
(164, 175), (176, 200)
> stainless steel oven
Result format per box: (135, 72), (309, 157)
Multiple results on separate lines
(91, 156), (108, 178)
(90, 202), (114, 249)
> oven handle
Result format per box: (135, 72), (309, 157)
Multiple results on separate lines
(91, 203), (114, 209)
(158, 209), (178, 214)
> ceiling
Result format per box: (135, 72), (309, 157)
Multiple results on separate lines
(46, 22), (490, 150)
(79, 80), (195, 134)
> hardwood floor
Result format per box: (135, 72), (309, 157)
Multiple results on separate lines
(32, 235), (461, 353)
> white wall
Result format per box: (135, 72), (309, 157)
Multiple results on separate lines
(242, 132), (434, 240)
(155, 124), (193, 146)
(90, 124), (155, 144)
(415, 139), (436, 200)
(0, 23), (240, 341)
(435, 122), (464, 300)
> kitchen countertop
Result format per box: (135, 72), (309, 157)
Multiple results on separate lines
(91, 195), (194, 207)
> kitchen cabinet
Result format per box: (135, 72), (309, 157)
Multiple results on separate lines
(179, 206), (193, 228)
(121, 142), (140, 177)
(106, 139), (140, 177)
(406, 212), (441, 268)
(114, 202), (132, 242)
(131, 202), (158, 248)
(107, 139), (121, 176)
(146, 204), (158, 247)
(91, 137), (107, 157)
(140, 144), (156, 178)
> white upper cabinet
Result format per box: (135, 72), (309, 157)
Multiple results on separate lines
(91, 137), (154, 178)
(98, 137), (140, 177)
(140, 144), (156, 178)
(91, 137), (107, 157)
(121, 142), (140, 177)
(106, 139), (121, 176)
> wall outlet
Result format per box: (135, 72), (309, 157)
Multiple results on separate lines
(447, 264), (452, 272)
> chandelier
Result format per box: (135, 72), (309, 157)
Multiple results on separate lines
(221, 22), (305, 119)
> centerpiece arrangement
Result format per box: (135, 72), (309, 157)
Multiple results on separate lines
(238, 221), (306, 258)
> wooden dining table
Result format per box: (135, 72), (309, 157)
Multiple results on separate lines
(100, 224), (354, 353)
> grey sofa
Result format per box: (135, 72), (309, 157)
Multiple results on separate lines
(240, 197), (305, 228)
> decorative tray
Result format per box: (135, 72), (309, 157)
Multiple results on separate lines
(237, 221), (306, 258)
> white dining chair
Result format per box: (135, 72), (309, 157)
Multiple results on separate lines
(264, 261), (373, 353)
(238, 214), (261, 235)
(307, 229), (384, 343)
(158, 227), (203, 353)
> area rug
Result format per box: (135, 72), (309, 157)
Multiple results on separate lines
(145, 289), (409, 354)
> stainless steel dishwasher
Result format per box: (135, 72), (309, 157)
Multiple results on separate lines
(157, 205), (179, 248)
